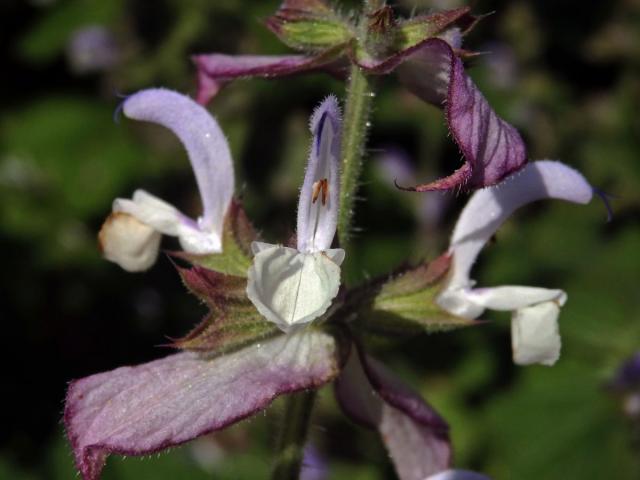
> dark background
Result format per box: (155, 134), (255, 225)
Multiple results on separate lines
(1, 0), (639, 478)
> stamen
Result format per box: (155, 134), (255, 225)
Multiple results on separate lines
(312, 178), (329, 205)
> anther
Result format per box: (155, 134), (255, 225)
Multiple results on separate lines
(312, 178), (329, 205)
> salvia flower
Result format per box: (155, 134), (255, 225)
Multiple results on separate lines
(194, 2), (526, 192)
(246, 96), (345, 333)
(99, 88), (234, 271)
(437, 161), (594, 365)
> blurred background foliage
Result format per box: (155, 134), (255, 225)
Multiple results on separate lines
(1, 0), (640, 478)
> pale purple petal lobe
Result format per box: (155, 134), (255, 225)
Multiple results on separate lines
(297, 95), (342, 253)
(65, 330), (340, 480)
(335, 352), (451, 480)
(122, 88), (234, 241)
(425, 470), (491, 480)
(447, 160), (593, 288)
(396, 39), (526, 191)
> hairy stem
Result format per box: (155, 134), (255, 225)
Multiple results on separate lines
(270, 390), (316, 480)
(338, 63), (374, 261)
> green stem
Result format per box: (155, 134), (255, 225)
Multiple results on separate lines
(338, 63), (374, 259)
(270, 390), (316, 480)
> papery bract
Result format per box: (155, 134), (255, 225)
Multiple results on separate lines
(335, 350), (451, 480)
(65, 330), (341, 480)
(437, 160), (593, 365)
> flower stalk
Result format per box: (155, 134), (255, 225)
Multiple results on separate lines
(271, 390), (317, 480)
(337, 63), (374, 263)
(272, 16), (377, 478)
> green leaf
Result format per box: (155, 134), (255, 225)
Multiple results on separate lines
(174, 264), (280, 355)
(357, 254), (476, 335)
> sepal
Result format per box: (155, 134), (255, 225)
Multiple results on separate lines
(357, 254), (475, 336)
(394, 7), (478, 53)
(173, 264), (280, 354)
(174, 200), (257, 277)
(266, 0), (354, 52)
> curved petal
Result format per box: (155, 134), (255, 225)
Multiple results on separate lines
(122, 89), (234, 246)
(425, 470), (491, 480)
(297, 95), (342, 253)
(114, 189), (183, 235)
(335, 351), (450, 480)
(511, 301), (562, 366)
(98, 212), (161, 271)
(246, 244), (343, 333)
(393, 38), (526, 191)
(466, 286), (565, 311)
(446, 160), (593, 289)
(114, 190), (222, 254)
(438, 285), (566, 319)
(65, 330), (341, 480)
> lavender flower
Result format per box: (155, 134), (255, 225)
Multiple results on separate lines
(247, 96), (345, 332)
(99, 89), (234, 271)
(437, 161), (594, 365)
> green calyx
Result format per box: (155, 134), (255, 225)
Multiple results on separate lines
(174, 200), (256, 277)
(267, 0), (354, 52)
(353, 254), (476, 336)
(174, 264), (280, 355)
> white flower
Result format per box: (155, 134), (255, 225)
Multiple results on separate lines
(98, 88), (234, 271)
(437, 161), (593, 365)
(246, 96), (345, 333)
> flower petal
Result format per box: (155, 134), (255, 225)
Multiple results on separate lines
(395, 38), (526, 191)
(193, 52), (346, 104)
(446, 160), (593, 289)
(98, 211), (161, 272)
(425, 470), (491, 480)
(65, 329), (341, 480)
(511, 301), (562, 366)
(122, 88), (234, 248)
(114, 190), (222, 254)
(297, 95), (342, 253)
(246, 244), (343, 333)
(335, 351), (451, 480)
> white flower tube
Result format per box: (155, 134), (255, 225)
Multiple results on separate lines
(437, 161), (593, 365)
(247, 96), (345, 333)
(99, 88), (234, 271)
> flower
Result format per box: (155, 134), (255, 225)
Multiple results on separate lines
(436, 160), (594, 365)
(246, 95), (345, 333)
(98, 88), (234, 271)
(193, 2), (526, 192)
(66, 97), (460, 478)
